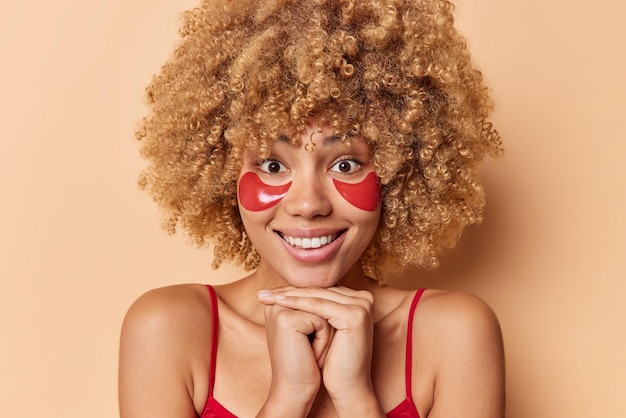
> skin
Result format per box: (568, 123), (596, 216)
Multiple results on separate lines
(119, 121), (505, 418)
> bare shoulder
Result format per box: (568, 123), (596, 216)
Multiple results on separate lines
(120, 283), (214, 379)
(119, 284), (213, 417)
(413, 290), (505, 417)
(121, 284), (214, 352)
(122, 283), (212, 330)
(418, 289), (502, 337)
(416, 289), (503, 365)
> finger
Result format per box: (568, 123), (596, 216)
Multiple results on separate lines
(263, 303), (334, 368)
(325, 286), (375, 305)
(259, 287), (373, 309)
(271, 296), (373, 332)
(265, 304), (334, 347)
(311, 321), (333, 369)
(265, 304), (319, 334)
(257, 289), (277, 304)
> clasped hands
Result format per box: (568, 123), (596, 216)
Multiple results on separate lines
(257, 286), (382, 417)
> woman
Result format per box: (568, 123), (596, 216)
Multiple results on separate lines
(119, 0), (505, 416)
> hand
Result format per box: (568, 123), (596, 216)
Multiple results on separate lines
(258, 286), (381, 411)
(258, 295), (334, 416)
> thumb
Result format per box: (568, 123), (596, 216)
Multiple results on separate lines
(310, 321), (334, 369)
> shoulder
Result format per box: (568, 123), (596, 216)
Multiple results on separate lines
(123, 284), (213, 326)
(120, 283), (214, 364)
(413, 290), (505, 417)
(119, 284), (214, 417)
(121, 284), (214, 343)
(415, 289), (503, 366)
(417, 290), (501, 336)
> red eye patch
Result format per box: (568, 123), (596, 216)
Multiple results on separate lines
(332, 172), (381, 212)
(238, 172), (291, 212)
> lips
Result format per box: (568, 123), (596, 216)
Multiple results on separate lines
(277, 231), (345, 249)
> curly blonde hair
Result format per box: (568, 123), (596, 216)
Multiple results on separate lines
(137, 0), (502, 279)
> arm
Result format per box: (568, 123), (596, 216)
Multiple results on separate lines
(119, 286), (206, 418)
(423, 292), (505, 418)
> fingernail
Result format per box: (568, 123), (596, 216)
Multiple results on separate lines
(274, 294), (287, 300)
(257, 290), (272, 298)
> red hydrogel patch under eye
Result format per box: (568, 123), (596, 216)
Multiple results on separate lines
(332, 172), (381, 212)
(238, 172), (291, 212)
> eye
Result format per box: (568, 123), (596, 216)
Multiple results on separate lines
(330, 158), (361, 174)
(258, 159), (287, 173)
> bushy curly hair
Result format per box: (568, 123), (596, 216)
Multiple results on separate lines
(137, 0), (502, 279)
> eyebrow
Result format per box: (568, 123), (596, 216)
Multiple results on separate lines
(278, 133), (342, 145)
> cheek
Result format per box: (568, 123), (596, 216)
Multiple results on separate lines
(332, 172), (381, 212)
(238, 172), (291, 212)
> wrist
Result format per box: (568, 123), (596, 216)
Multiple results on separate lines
(258, 385), (317, 418)
(330, 386), (385, 418)
(257, 398), (311, 418)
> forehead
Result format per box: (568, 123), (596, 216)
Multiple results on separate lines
(263, 133), (370, 154)
(240, 118), (375, 160)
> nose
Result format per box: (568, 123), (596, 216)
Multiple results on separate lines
(281, 173), (332, 219)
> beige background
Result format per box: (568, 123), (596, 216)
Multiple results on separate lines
(1, 0), (624, 417)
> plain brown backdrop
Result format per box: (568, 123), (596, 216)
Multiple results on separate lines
(1, 0), (625, 417)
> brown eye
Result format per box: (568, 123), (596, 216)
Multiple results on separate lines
(338, 161), (352, 172)
(259, 160), (286, 173)
(268, 162), (281, 172)
(330, 159), (360, 174)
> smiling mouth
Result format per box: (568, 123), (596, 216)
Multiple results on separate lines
(277, 231), (345, 249)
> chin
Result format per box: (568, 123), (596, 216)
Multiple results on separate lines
(286, 279), (340, 289)
(282, 270), (342, 289)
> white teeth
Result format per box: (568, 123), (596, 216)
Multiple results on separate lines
(281, 234), (336, 249)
